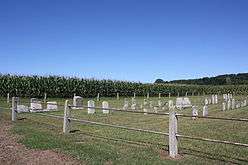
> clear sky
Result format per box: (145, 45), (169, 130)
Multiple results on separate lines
(1, 0), (248, 82)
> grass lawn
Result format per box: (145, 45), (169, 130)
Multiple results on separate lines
(0, 95), (248, 164)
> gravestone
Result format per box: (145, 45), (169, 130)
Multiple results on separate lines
(208, 98), (212, 105)
(192, 106), (198, 120)
(149, 100), (153, 109)
(203, 105), (208, 117)
(154, 106), (158, 113)
(231, 99), (235, 110)
(123, 99), (129, 110)
(131, 101), (136, 110)
(222, 102), (226, 111)
(17, 105), (29, 113)
(30, 98), (42, 111)
(116, 93), (119, 100)
(227, 99), (231, 110)
(176, 97), (192, 109)
(73, 96), (83, 109)
(212, 95), (215, 104)
(176, 97), (183, 110)
(46, 101), (58, 111)
(88, 100), (95, 114)
(236, 102), (240, 109)
(215, 95), (218, 104)
(143, 99), (148, 115)
(158, 100), (162, 107)
(147, 93), (150, 99)
(204, 98), (209, 105)
(102, 101), (109, 114)
(244, 100), (247, 107)
(131, 97), (136, 105)
(223, 94), (227, 101)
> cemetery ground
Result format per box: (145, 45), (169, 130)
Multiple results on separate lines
(0, 96), (248, 164)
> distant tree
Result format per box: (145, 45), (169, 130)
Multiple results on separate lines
(154, 79), (164, 84)
(225, 77), (231, 85)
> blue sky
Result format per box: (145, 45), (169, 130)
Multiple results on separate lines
(1, 0), (248, 82)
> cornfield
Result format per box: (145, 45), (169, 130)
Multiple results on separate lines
(0, 74), (248, 98)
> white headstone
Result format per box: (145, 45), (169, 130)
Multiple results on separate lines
(102, 101), (109, 114)
(158, 100), (162, 107)
(208, 98), (212, 105)
(227, 99), (231, 110)
(154, 106), (158, 113)
(88, 100), (95, 114)
(176, 97), (183, 110)
(176, 97), (192, 109)
(212, 95), (215, 104)
(222, 102), (226, 111)
(244, 100), (247, 107)
(192, 106), (198, 120)
(73, 96), (83, 109)
(143, 99), (148, 115)
(231, 99), (235, 110)
(149, 100), (153, 109)
(204, 98), (209, 105)
(47, 101), (58, 111)
(203, 105), (208, 117)
(147, 93), (150, 99)
(215, 95), (218, 104)
(116, 93), (119, 100)
(131, 101), (136, 110)
(123, 99), (129, 110)
(17, 105), (29, 113)
(30, 98), (42, 111)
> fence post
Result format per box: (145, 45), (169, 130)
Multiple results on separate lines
(7, 93), (10, 103)
(44, 93), (47, 103)
(169, 100), (178, 158)
(12, 97), (18, 121)
(97, 93), (100, 101)
(63, 100), (70, 134)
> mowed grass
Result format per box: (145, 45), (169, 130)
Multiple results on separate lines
(0, 95), (248, 164)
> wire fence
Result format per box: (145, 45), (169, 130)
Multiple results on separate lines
(1, 96), (248, 159)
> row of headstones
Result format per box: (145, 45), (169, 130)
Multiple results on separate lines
(204, 95), (218, 105)
(192, 105), (209, 118)
(95, 92), (170, 101)
(17, 98), (58, 113)
(222, 99), (247, 111)
(175, 97), (192, 109)
(223, 93), (233, 102)
(73, 96), (110, 114)
(122, 98), (169, 112)
(93, 91), (203, 102)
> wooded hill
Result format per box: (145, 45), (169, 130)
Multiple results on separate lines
(155, 73), (248, 85)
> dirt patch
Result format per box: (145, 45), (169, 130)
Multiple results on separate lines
(159, 148), (183, 160)
(0, 120), (82, 165)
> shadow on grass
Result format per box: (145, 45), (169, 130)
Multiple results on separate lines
(73, 130), (248, 164)
(17, 117), (27, 120)
(180, 147), (248, 164)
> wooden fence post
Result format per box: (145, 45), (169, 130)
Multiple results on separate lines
(169, 100), (178, 158)
(63, 100), (70, 134)
(7, 93), (10, 103)
(12, 97), (18, 121)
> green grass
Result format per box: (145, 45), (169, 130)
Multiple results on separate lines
(1, 95), (248, 164)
